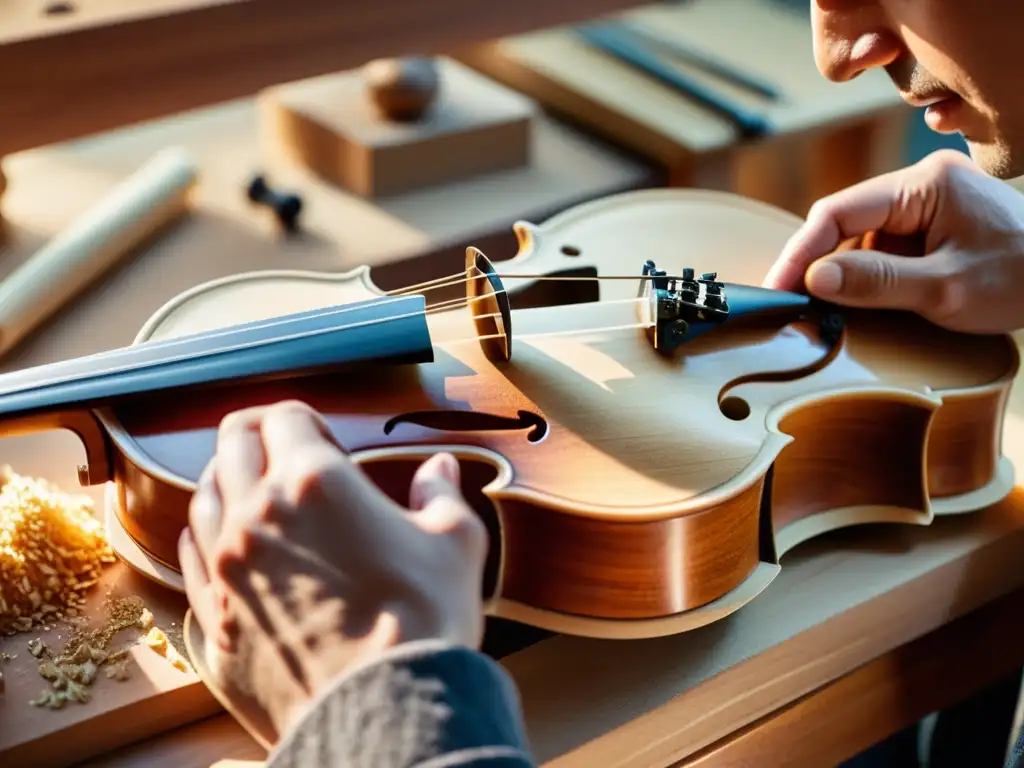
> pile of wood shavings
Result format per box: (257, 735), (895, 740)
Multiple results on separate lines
(26, 595), (155, 709)
(0, 465), (116, 636)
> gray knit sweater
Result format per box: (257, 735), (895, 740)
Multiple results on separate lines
(266, 640), (534, 767)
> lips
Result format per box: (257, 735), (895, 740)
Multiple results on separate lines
(900, 90), (958, 108)
(922, 96), (967, 134)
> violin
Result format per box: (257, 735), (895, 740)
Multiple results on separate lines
(0, 188), (1016, 643)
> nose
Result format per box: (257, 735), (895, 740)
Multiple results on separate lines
(811, 3), (903, 82)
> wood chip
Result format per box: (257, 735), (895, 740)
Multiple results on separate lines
(0, 467), (115, 637)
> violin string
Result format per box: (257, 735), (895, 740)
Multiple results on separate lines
(429, 295), (643, 323)
(67, 307), (654, 387)
(388, 265), (694, 299)
(388, 266), (490, 297)
(384, 270), (473, 296)
(424, 292), (501, 314)
(445, 321), (656, 346)
(424, 294), (645, 316)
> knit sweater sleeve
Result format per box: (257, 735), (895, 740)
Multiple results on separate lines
(266, 639), (535, 768)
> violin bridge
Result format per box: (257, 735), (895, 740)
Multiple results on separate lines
(466, 246), (513, 363)
(638, 260), (730, 355)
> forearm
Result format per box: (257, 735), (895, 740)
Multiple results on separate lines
(267, 639), (534, 767)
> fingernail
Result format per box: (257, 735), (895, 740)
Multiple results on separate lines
(433, 453), (460, 486)
(806, 262), (843, 296)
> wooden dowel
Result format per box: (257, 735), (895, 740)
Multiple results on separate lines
(0, 147), (198, 357)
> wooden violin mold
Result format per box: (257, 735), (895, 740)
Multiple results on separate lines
(0, 188), (1015, 642)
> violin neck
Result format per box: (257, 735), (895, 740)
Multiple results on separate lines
(0, 294), (433, 420)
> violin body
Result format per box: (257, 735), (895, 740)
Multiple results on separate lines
(2, 189), (1016, 640)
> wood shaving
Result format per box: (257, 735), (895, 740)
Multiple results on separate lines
(144, 626), (190, 673)
(26, 594), (152, 709)
(0, 466), (116, 636)
(0, 467), (191, 709)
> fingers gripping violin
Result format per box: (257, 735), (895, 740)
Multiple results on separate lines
(0, 189), (1015, 640)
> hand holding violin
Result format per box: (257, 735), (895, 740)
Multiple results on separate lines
(177, 400), (489, 741)
(763, 149), (1024, 334)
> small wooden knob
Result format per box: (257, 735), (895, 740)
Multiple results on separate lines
(364, 57), (440, 122)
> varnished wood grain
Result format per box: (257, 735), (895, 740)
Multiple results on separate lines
(497, 480), (764, 618)
(928, 390), (1008, 498)
(772, 396), (933, 531)
(0, 564), (220, 768)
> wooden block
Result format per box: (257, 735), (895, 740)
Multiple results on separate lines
(0, 562), (219, 768)
(260, 57), (536, 198)
(457, 0), (913, 213)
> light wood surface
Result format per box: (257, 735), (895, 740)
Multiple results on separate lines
(463, 0), (903, 156)
(89, 585), (1024, 768)
(0, 563), (219, 768)
(263, 58), (536, 198)
(458, 0), (911, 213)
(0, 0), (647, 156)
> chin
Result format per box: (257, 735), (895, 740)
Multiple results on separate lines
(964, 140), (1023, 179)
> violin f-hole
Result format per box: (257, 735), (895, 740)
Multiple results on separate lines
(383, 409), (549, 443)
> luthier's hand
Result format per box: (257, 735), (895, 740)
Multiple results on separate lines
(763, 149), (1024, 333)
(178, 400), (488, 740)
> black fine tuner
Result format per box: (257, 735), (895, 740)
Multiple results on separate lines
(246, 174), (303, 233)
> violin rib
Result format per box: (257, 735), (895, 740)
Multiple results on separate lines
(4, 188), (1015, 642)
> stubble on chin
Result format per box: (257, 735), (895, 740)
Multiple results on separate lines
(966, 139), (1024, 180)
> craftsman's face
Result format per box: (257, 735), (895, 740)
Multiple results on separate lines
(811, 1), (1024, 178)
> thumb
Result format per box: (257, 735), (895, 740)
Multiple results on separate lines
(804, 249), (954, 313)
(407, 454), (483, 544)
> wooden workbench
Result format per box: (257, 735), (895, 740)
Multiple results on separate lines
(82, 502), (1024, 767)
(3, 4), (1024, 767)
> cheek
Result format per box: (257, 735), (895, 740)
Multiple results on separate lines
(897, 5), (1013, 101)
